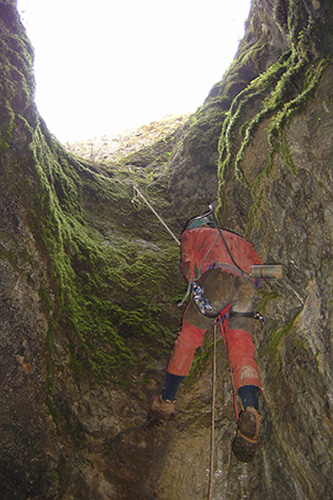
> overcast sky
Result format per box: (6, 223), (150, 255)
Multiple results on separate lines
(17, 0), (251, 143)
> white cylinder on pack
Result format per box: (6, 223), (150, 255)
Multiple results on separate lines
(251, 264), (284, 279)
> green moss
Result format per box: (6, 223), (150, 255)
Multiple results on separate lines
(0, 99), (15, 153)
(280, 136), (299, 175)
(214, 1), (331, 226)
(266, 311), (301, 364)
(10, 117), (184, 388)
(218, 52), (327, 193)
(1, 7), (184, 389)
(218, 51), (292, 179)
(182, 101), (226, 161)
(5, 0), (329, 399)
(258, 291), (280, 311)
(268, 59), (328, 143)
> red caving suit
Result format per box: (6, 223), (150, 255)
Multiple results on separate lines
(167, 226), (263, 391)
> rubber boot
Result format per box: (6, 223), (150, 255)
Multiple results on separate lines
(232, 407), (262, 462)
(149, 394), (176, 420)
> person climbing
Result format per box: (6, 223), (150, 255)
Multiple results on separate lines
(149, 212), (264, 463)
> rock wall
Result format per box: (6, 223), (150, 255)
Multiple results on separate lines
(157, 1), (333, 498)
(0, 0), (332, 499)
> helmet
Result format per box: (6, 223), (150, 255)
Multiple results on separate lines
(185, 215), (212, 231)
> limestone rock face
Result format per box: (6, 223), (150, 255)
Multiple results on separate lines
(0, 0), (332, 499)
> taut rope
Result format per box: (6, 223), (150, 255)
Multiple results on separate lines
(208, 321), (218, 500)
(131, 183), (180, 246)
(208, 311), (240, 500)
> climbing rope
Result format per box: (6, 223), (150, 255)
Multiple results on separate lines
(208, 310), (239, 500)
(218, 311), (240, 420)
(209, 204), (245, 277)
(131, 183), (180, 246)
(208, 321), (218, 500)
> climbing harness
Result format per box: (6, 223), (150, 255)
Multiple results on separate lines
(191, 283), (218, 317)
(179, 204), (253, 309)
(131, 183), (181, 246)
(190, 282), (266, 321)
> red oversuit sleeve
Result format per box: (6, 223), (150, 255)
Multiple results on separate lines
(180, 231), (196, 282)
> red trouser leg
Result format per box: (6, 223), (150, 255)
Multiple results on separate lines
(225, 328), (262, 391)
(167, 316), (207, 377)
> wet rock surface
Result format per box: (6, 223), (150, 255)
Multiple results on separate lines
(0, 0), (332, 498)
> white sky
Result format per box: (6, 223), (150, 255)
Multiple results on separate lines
(17, 0), (251, 143)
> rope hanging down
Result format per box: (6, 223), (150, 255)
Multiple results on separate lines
(208, 321), (218, 500)
(131, 183), (180, 246)
(208, 314), (238, 500)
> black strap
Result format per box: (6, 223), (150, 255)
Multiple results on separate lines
(229, 310), (265, 323)
(209, 206), (246, 277)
